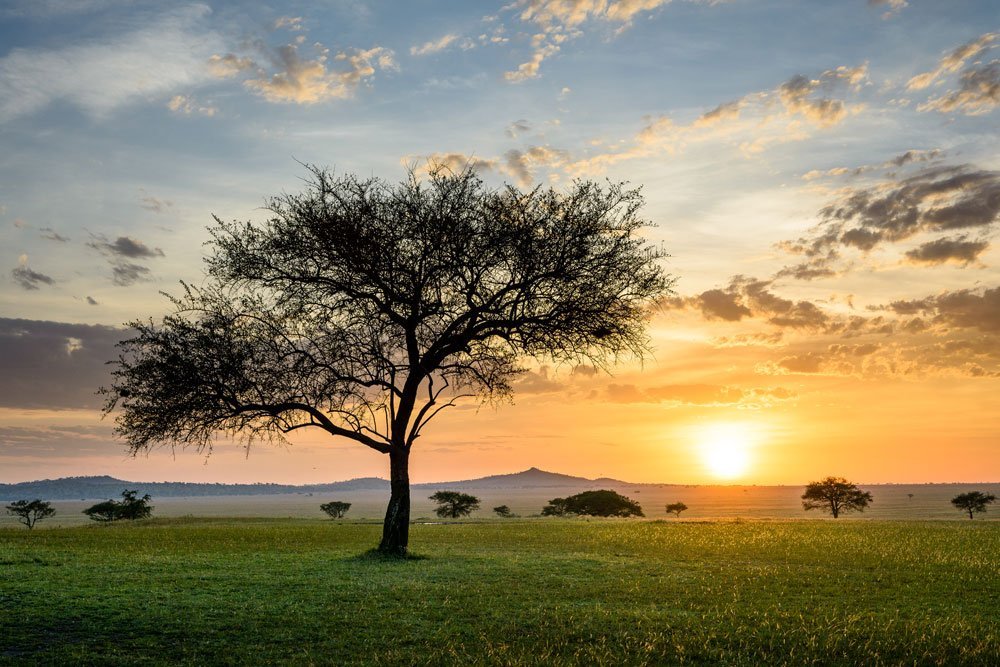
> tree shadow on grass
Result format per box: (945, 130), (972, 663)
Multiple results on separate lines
(347, 548), (429, 563)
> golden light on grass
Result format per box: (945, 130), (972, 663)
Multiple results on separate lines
(698, 422), (755, 480)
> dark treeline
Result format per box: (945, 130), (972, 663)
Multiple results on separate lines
(0, 475), (391, 500)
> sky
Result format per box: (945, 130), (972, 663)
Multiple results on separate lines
(1, 0), (998, 485)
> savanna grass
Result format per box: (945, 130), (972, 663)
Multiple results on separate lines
(1, 519), (997, 665)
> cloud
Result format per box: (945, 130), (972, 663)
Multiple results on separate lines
(868, 0), (907, 19)
(0, 4), (222, 122)
(903, 236), (990, 266)
(39, 228), (69, 242)
(88, 235), (164, 259)
(273, 16), (303, 31)
(0, 318), (123, 408)
(206, 53), (255, 78)
(410, 153), (501, 177)
(411, 34), (459, 56)
(503, 146), (569, 185)
(671, 276), (830, 329)
(606, 382), (794, 406)
(506, 119), (532, 138)
(86, 296), (99, 306)
(243, 44), (396, 104)
(138, 189), (174, 213)
(782, 164), (1000, 275)
(917, 60), (1000, 116)
(167, 94), (218, 116)
(87, 235), (164, 286)
(11, 254), (54, 290)
(505, 41), (560, 83)
(881, 286), (1000, 333)
(906, 32), (996, 91)
(567, 64), (866, 175)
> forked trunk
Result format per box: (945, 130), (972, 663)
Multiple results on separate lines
(379, 447), (410, 555)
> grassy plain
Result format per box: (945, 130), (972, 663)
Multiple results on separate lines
(1, 519), (998, 665)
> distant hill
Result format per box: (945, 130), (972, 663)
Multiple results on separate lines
(0, 468), (633, 500)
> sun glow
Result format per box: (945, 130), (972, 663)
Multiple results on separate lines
(699, 423), (754, 480)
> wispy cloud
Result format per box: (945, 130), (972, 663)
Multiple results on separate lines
(0, 4), (222, 122)
(411, 34), (461, 56)
(906, 32), (996, 91)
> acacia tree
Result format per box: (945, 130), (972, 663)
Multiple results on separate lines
(320, 501), (352, 519)
(102, 166), (672, 555)
(801, 477), (873, 518)
(429, 491), (480, 518)
(5, 499), (56, 529)
(951, 491), (996, 519)
(665, 501), (688, 518)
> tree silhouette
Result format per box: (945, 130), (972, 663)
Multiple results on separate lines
(801, 477), (872, 518)
(493, 505), (515, 518)
(665, 501), (688, 517)
(542, 490), (644, 517)
(951, 491), (996, 519)
(83, 489), (153, 522)
(320, 501), (352, 519)
(5, 499), (56, 529)
(429, 491), (480, 518)
(102, 166), (672, 555)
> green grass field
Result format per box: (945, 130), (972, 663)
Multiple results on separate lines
(2, 519), (998, 665)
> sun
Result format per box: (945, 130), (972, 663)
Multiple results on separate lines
(699, 423), (754, 480)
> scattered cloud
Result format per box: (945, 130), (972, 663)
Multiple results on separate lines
(206, 53), (255, 78)
(903, 236), (990, 267)
(11, 254), (54, 290)
(86, 296), (99, 306)
(879, 286), (1000, 333)
(273, 16), (303, 31)
(167, 94), (218, 116)
(241, 43), (396, 104)
(138, 189), (174, 213)
(868, 0), (907, 20)
(780, 163), (1000, 278)
(39, 227), (69, 242)
(88, 235), (164, 259)
(87, 234), (164, 286)
(917, 60), (1000, 116)
(506, 119), (532, 138)
(411, 34), (460, 56)
(906, 32), (996, 91)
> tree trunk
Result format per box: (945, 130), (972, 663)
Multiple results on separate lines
(378, 447), (410, 555)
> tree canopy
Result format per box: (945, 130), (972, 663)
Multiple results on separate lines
(5, 499), (56, 529)
(320, 501), (352, 519)
(102, 166), (673, 554)
(951, 491), (996, 519)
(665, 502), (688, 518)
(83, 490), (153, 522)
(542, 490), (644, 517)
(801, 477), (872, 518)
(429, 491), (480, 519)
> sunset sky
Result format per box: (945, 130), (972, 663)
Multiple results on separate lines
(1, 0), (998, 485)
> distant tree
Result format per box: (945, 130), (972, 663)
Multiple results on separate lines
(540, 497), (571, 516)
(951, 491), (996, 519)
(430, 491), (480, 519)
(907, 493), (914, 501)
(801, 477), (872, 518)
(5, 499), (56, 529)
(83, 489), (153, 522)
(543, 490), (644, 518)
(493, 505), (515, 518)
(665, 502), (688, 518)
(100, 166), (674, 555)
(320, 501), (352, 519)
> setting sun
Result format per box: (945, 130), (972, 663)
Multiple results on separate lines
(699, 424), (754, 480)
